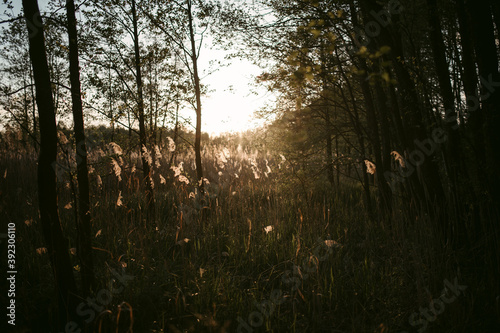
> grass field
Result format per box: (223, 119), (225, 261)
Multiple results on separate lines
(0, 129), (495, 332)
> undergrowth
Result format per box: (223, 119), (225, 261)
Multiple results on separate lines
(0, 131), (491, 332)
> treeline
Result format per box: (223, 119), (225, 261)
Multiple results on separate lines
(219, 0), (500, 327)
(226, 0), (500, 247)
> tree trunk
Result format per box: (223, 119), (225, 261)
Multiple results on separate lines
(132, 0), (155, 219)
(425, 0), (462, 241)
(66, 0), (95, 297)
(457, 0), (484, 180)
(318, 40), (335, 190)
(460, 1), (500, 327)
(335, 122), (340, 187)
(457, 0), (478, 99)
(427, 0), (456, 116)
(467, 0), (500, 198)
(338, 50), (373, 218)
(351, 1), (392, 213)
(359, 0), (445, 214)
(358, 62), (391, 214)
(23, 0), (78, 328)
(187, 0), (204, 188)
(372, 78), (393, 214)
(325, 121), (335, 188)
(489, 0), (500, 45)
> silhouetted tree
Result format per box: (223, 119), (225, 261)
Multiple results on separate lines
(22, 0), (77, 328)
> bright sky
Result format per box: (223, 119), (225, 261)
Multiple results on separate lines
(197, 50), (271, 136)
(2, 0), (272, 137)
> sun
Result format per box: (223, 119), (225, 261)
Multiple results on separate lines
(196, 52), (271, 136)
(202, 89), (267, 136)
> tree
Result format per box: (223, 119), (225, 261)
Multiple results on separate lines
(0, 18), (38, 148)
(66, 0), (95, 296)
(22, 0), (78, 328)
(82, 0), (164, 222)
(131, 0), (155, 217)
(187, 0), (204, 188)
(143, 0), (213, 191)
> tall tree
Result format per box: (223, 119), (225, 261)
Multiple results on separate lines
(131, 0), (155, 218)
(143, 0), (212, 190)
(22, 0), (78, 328)
(466, 0), (500, 202)
(66, 0), (95, 296)
(187, 0), (204, 188)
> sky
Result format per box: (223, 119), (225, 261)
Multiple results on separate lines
(2, 0), (273, 137)
(196, 47), (271, 136)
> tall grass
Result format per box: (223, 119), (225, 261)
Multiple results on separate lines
(0, 128), (493, 332)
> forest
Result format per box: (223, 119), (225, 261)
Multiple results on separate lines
(0, 0), (499, 332)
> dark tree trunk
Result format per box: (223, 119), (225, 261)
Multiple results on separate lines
(456, 0), (485, 180)
(359, 0), (445, 215)
(187, 0), (204, 188)
(360, 139), (374, 219)
(23, 0), (78, 328)
(461, 1), (500, 328)
(325, 120), (335, 188)
(372, 78), (393, 213)
(457, 0), (478, 99)
(335, 124), (340, 187)
(358, 62), (391, 214)
(467, 0), (500, 199)
(319, 41), (335, 190)
(66, 0), (95, 297)
(489, 0), (500, 44)
(337, 50), (373, 218)
(425, 0), (463, 241)
(351, 1), (392, 213)
(132, 0), (155, 219)
(466, 0), (500, 244)
(427, 0), (456, 116)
